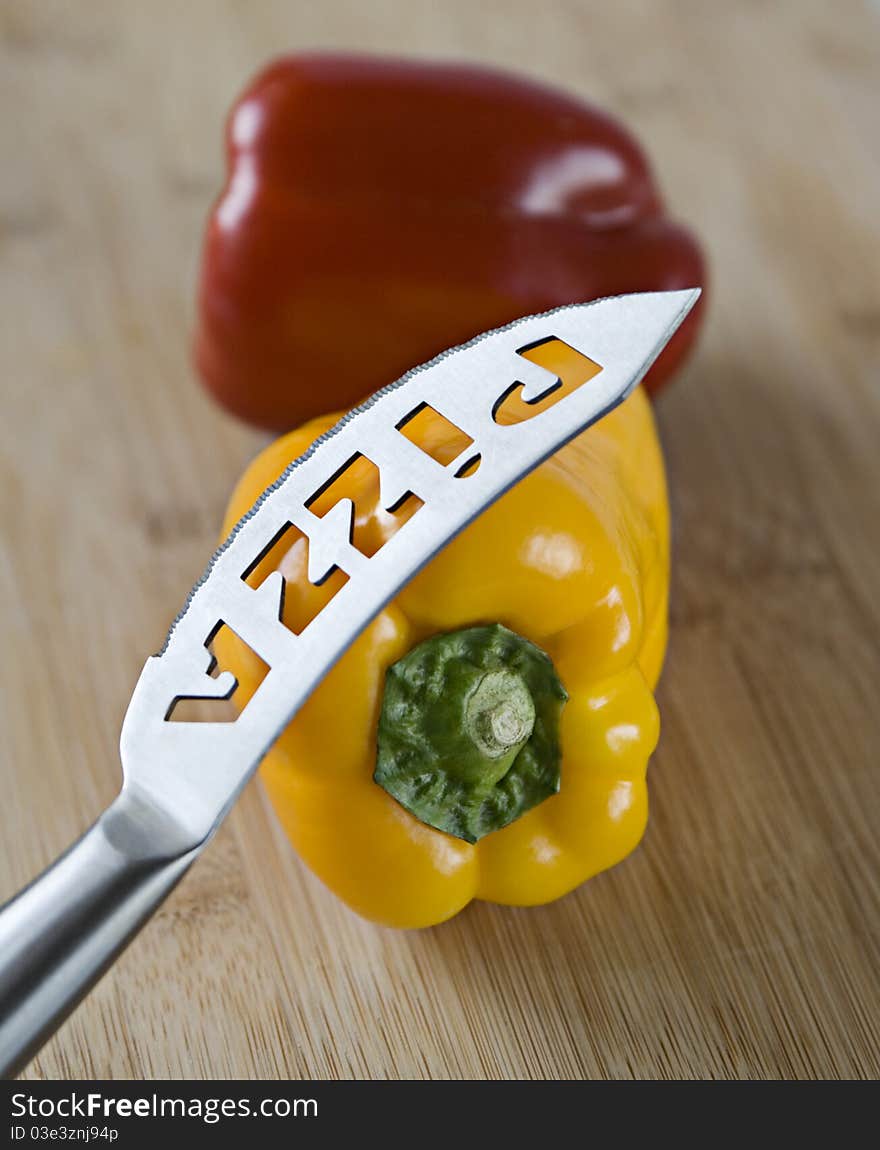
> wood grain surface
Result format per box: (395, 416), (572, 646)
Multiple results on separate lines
(1, 0), (879, 1080)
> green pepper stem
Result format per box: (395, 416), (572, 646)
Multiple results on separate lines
(374, 624), (567, 843)
(466, 669), (535, 762)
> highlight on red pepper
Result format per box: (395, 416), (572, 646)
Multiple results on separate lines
(194, 53), (706, 431)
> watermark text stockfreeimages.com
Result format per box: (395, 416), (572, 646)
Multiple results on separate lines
(10, 1091), (317, 1126)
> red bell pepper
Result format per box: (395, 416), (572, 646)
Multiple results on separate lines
(195, 54), (706, 431)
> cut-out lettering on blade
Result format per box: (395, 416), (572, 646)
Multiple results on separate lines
(120, 290), (700, 844)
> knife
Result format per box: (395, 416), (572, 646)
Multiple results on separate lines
(0, 288), (699, 1077)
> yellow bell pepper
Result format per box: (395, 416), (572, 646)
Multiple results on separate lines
(217, 381), (669, 928)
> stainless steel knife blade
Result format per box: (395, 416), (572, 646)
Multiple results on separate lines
(0, 288), (700, 1076)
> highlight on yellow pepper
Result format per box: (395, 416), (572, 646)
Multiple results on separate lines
(216, 372), (669, 929)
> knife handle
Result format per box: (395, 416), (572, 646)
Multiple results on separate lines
(0, 791), (199, 1078)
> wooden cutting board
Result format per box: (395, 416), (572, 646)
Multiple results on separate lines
(2, 0), (878, 1080)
